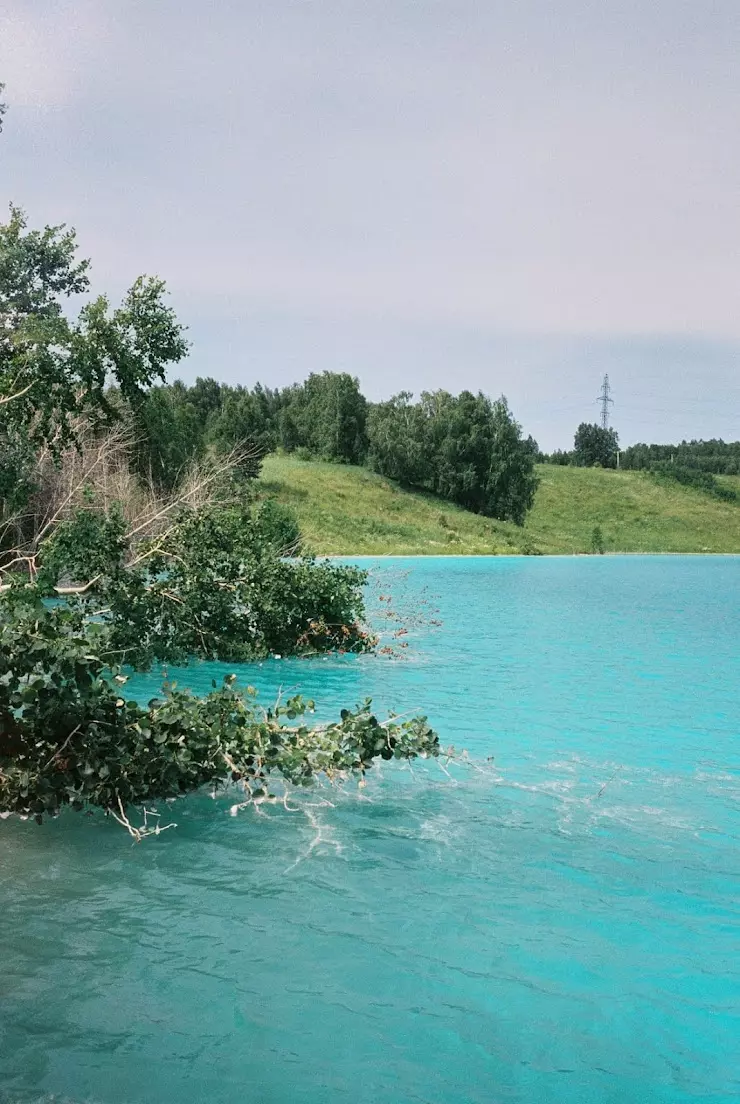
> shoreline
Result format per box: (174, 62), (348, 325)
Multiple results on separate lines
(320, 552), (740, 559)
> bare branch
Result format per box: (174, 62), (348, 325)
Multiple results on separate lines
(0, 381), (35, 405)
(53, 575), (101, 596)
(42, 725), (81, 770)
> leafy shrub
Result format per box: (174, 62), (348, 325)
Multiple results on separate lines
(520, 538), (542, 555)
(257, 498), (302, 552)
(0, 594), (438, 827)
(39, 502), (127, 585)
(35, 503), (373, 666)
(651, 465), (737, 502)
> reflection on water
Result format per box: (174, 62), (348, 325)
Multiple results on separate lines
(1, 556), (739, 1104)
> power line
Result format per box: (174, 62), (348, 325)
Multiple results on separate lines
(597, 373), (614, 429)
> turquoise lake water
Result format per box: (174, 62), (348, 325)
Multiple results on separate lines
(1, 556), (739, 1103)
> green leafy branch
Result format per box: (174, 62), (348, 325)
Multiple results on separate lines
(0, 597), (438, 835)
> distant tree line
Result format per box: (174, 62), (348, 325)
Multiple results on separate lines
(130, 373), (540, 525)
(540, 423), (738, 503)
(131, 375), (740, 518)
(126, 371), (368, 493)
(619, 439), (740, 475)
(542, 428), (740, 476)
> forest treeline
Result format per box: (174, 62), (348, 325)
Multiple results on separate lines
(134, 373), (740, 523)
(540, 425), (740, 503)
(131, 372), (540, 525)
(619, 440), (740, 475)
(543, 434), (740, 475)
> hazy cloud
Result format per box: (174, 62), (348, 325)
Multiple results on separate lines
(1, 0), (739, 446)
(0, 1), (114, 108)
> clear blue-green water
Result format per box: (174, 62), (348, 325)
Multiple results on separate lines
(1, 556), (739, 1104)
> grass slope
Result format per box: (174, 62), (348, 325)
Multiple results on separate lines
(259, 455), (740, 555)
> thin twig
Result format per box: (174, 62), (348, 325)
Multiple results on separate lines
(42, 725), (81, 770)
(594, 766), (623, 800)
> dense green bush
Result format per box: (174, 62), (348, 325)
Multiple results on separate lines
(366, 390), (538, 524)
(650, 464), (737, 502)
(39, 503), (373, 666)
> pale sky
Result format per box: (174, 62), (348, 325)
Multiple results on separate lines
(1, 0), (739, 449)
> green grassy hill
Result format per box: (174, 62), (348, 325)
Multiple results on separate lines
(258, 455), (740, 555)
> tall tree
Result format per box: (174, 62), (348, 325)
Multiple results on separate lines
(0, 206), (189, 456)
(573, 423), (619, 468)
(278, 372), (368, 463)
(485, 397), (539, 524)
(188, 376), (224, 423)
(366, 392), (430, 486)
(132, 383), (206, 492)
(207, 385), (277, 461)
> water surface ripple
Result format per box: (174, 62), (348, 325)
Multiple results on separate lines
(1, 556), (738, 1103)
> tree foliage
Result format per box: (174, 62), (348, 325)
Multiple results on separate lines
(38, 501), (373, 666)
(0, 593), (438, 830)
(131, 382), (206, 492)
(278, 372), (368, 463)
(365, 392), (429, 485)
(541, 448), (573, 466)
(367, 390), (538, 523)
(0, 207), (188, 456)
(206, 383), (277, 470)
(620, 438), (740, 476)
(0, 92), (439, 836)
(0, 425), (37, 518)
(130, 378), (279, 492)
(573, 423), (619, 468)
